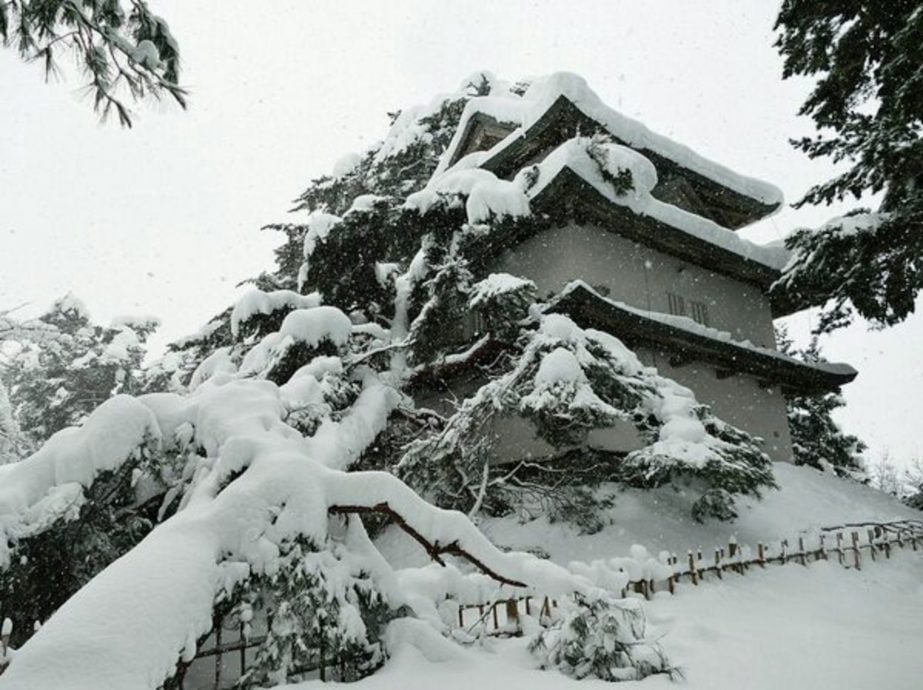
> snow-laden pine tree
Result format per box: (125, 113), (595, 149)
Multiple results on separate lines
(772, 1), (923, 333)
(1, 294), (159, 449)
(776, 328), (865, 477)
(0, 72), (792, 688)
(0, 296), (166, 645)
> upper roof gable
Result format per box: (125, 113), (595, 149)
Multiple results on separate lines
(443, 75), (783, 229)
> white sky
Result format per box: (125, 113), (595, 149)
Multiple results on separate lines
(1, 0), (920, 467)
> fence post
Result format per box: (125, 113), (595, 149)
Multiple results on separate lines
(836, 532), (844, 566)
(851, 531), (861, 570)
(798, 537), (806, 565)
(867, 529), (877, 562)
(540, 597), (552, 626)
(668, 556), (676, 594)
(688, 551), (699, 585)
(714, 548), (723, 579)
(492, 602), (499, 631)
(757, 542), (765, 568)
(214, 620), (222, 690)
(240, 623), (246, 678)
(505, 599), (520, 633)
(818, 534), (827, 561)
(728, 541), (738, 574)
(1, 619), (10, 666)
(781, 539), (788, 564)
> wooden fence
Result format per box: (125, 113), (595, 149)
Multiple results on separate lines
(456, 518), (923, 636)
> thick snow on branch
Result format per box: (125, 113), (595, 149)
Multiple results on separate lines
(0, 395), (161, 568)
(230, 288), (322, 337)
(0, 362), (590, 689)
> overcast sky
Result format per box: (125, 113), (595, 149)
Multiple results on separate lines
(1, 0), (920, 468)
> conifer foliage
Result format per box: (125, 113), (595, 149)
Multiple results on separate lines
(0, 0), (185, 126)
(772, 1), (923, 332)
(1, 294), (158, 449)
(776, 328), (865, 476)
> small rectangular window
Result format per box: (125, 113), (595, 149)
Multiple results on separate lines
(689, 300), (709, 326)
(667, 292), (685, 316)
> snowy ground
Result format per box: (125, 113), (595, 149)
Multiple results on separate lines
(282, 550), (923, 690)
(359, 463), (923, 690)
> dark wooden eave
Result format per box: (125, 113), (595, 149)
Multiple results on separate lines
(549, 283), (857, 395)
(477, 95), (780, 230)
(525, 166), (797, 317)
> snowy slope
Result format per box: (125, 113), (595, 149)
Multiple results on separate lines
(378, 462), (921, 567)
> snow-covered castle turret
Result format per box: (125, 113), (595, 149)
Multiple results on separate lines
(411, 72), (856, 464)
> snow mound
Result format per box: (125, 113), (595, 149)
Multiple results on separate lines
(332, 152), (362, 179)
(278, 306), (353, 348)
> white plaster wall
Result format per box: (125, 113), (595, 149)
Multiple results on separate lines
(637, 346), (794, 463)
(492, 223), (778, 348)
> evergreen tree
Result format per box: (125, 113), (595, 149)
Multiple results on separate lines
(0, 0), (185, 126)
(0, 297), (174, 646)
(1, 294), (159, 448)
(772, 1), (923, 333)
(776, 327), (865, 476)
(903, 459), (923, 510)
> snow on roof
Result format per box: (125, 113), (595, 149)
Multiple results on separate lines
(412, 136), (789, 272)
(529, 138), (790, 271)
(556, 280), (857, 380)
(435, 72), (783, 208)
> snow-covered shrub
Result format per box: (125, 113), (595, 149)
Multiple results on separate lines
(238, 534), (393, 686)
(0, 400), (170, 649)
(1, 294), (159, 449)
(529, 593), (671, 682)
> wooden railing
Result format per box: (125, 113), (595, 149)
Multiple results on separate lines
(455, 518), (923, 637)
